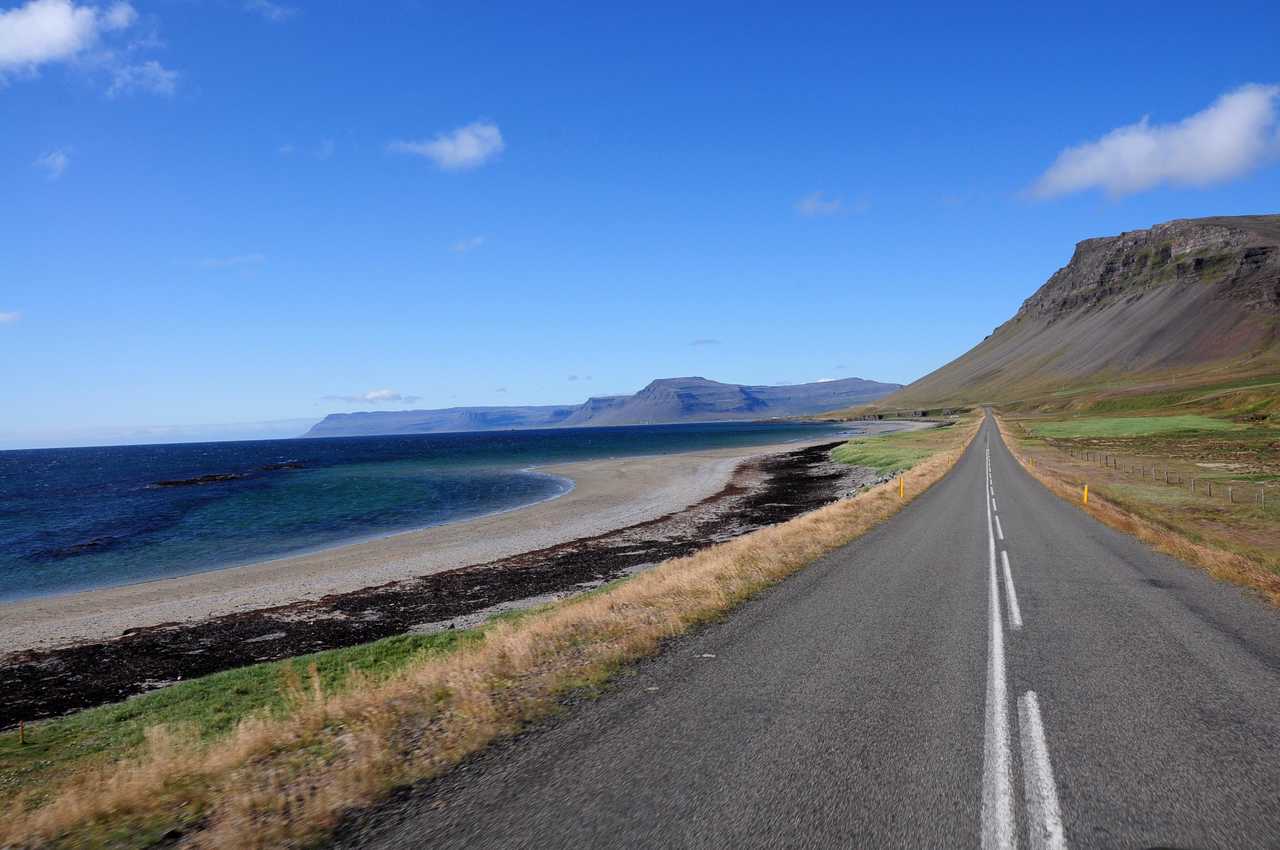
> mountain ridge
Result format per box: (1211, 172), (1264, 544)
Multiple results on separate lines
(860, 214), (1280, 410)
(305, 376), (902, 437)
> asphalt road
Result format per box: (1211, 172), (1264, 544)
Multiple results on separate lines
(337, 414), (1280, 849)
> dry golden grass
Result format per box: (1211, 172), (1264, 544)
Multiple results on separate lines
(995, 415), (1280, 607)
(7, 417), (977, 850)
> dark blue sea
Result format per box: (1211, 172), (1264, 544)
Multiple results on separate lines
(0, 421), (851, 602)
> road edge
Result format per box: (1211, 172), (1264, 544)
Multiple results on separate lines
(993, 413), (1280, 606)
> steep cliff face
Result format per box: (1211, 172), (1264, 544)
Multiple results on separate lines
(1016, 216), (1280, 321)
(304, 376), (902, 437)
(875, 214), (1280, 408)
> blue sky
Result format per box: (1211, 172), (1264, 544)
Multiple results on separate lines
(3, 1), (1279, 448)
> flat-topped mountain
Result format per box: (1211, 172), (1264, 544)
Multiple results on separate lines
(304, 376), (902, 437)
(864, 214), (1280, 409)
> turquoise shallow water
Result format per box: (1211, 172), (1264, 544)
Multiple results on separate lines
(0, 421), (851, 601)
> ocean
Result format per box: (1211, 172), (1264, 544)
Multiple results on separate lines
(0, 421), (851, 602)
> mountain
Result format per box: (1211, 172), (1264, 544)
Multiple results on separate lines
(304, 376), (902, 437)
(860, 214), (1280, 411)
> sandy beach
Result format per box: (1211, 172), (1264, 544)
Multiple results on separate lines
(3, 434), (883, 653)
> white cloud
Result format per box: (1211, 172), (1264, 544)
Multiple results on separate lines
(389, 121), (504, 171)
(324, 389), (421, 404)
(0, 1), (177, 97)
(1031, 83), (1280, 198)
(34, 149), (69, 179)
(451, 235), (485, 253)
(244, 0), (296, 22)
(199, 253), (265, 269)
(106, 58), (175, 96)
(0, 311), (20, 323)
(0, 0), (135, 71)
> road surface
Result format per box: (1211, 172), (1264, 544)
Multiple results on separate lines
(336, 414), (1280, 849)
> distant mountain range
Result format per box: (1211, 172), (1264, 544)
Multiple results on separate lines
(304, 376), (902, 438)
(853, 214), (1280, 411)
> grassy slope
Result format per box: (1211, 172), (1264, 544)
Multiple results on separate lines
(2, 417), (979, 850)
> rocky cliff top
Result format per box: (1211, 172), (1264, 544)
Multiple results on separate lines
(1014, 214), (1280, 322)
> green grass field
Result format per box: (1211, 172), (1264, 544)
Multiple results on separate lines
(0, 629), (481, 805)
(831, 427), (939, 472)
(1029, 414), (1233, 439)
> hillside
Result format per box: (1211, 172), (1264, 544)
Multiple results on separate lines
(305, 376), (901, 437)
(861, 214), (1280, 412)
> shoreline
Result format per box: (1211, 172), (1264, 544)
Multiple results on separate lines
(2, 434), (881, 653)
(2, 437), (896, 725)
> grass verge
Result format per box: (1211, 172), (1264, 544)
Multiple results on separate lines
(1, 631), (480, 812)
(4, 416), (978, 849)
(995, 414), (1280, 606)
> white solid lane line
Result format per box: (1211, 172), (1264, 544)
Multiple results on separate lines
(982, 461), (1017, 850)
(1001, 550), (1023, 631)
(1018, 692), (1068, 850)
(995, 515), (1005, 541)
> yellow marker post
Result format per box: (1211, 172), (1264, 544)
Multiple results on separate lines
(899, 476), (904, 499)
(1083, 484), (1088, 505)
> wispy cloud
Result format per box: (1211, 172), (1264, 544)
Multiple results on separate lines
(199, 253), (265, 269)
(795, 191), (842, 216)
(34, 149), (69, 179)
(106, 58), (175, 96)
(279, 139), (336, 159)
(389, 121), (505, 171)
(494, 387), (507, 393)
(689, 338), (720, 346)
(1031, 83), (1280, 198)
(244, 0), (296, 22)
(323, 389), (421, 404)
(0, 311), (20, 324)
(451, 235), (485, 253)
(795, 191), (870, 217)
(567, 375), (592, 382)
